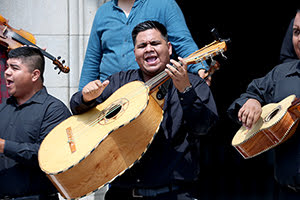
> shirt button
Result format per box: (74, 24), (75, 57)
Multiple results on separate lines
(180, 98), (184, 101)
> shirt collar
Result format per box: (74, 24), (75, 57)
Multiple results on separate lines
(112, 0), (144, 8)
(285, 60), (300, 77)
(6, 87), (48, 107)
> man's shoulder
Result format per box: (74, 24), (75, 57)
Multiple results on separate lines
(42, 89), (70, 114)
(96, 1), (114, 14)
(274, 60), (300, 71)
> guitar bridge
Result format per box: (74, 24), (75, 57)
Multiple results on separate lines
(66, 127), (76, 153)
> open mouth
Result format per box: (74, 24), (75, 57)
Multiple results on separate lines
(145, 56), (158, 65)
(6, 80), (13, 87)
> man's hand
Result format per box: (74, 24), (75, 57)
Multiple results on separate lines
(238, 98), (262, 129)
(198, 69), (211, 86)
(165, 57), (191, 93)
(82, 80), (109, 102)
(0, 138), (5, 153)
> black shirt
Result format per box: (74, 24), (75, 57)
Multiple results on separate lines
(70, 69), (218, 188)
(228, 60), (300, 187)
(0, 87), (71, 198)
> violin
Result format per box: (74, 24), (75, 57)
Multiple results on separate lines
(0, 14), (69, 74)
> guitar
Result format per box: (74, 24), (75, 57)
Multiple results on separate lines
(0, 14), (69, 74)
(232, 94), (300, 159)
(38, 39), (228, 199)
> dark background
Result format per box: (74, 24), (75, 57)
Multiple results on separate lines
(175, 2), (297, 199)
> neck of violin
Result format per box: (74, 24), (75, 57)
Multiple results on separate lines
(8, 29), (56, 61)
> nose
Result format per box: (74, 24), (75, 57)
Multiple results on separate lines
(4, 66), (12, 77)
(145, 43), (154, 52)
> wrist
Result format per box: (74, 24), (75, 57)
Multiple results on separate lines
(180, 85), (192, 94)
(0, 138), (5, 153)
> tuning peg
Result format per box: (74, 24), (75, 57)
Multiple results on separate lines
(57, 56), (61, 60)
(211, 28), (220, 41)
(221, 52), (227, 60)
(62, 60), (65, 64)
(210, 55), (215, 63)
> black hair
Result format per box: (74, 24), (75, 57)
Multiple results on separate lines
(132, 20), (168, 46)
(8, 46), (45, 82)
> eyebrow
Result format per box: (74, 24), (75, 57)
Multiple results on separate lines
(136, 40), (162, 47)
(7, 63), (20, 69)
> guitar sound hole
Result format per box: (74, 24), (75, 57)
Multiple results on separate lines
(264, 106), (281, 122)
(98, 98), (129, 125)
(106, 104), (122, 119)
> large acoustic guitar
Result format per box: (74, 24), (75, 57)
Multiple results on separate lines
(232, 94), (300, 159)
(38, 40), (227, 199)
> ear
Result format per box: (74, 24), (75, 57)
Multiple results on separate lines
(134, 48), (137, 62)
(168, 42), (172, 56)
(31, 69), (41, 82)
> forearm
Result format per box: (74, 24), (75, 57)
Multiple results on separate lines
(70, 91), (98, 115)
(3, 140), (40, 167)
(165, 0), (208, 74)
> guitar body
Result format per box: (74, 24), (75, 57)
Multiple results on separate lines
(232, 95), (300, 159)
(38, 81), (163, 199)
(38, 39), (229, 199)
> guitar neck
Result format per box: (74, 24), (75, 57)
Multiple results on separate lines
(145, 70), (169, 93)
(145, 57), (198, 93)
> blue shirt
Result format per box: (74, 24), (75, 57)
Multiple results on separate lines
(0, 87), (71, 198)
(71, 69), (218, 187)
(79, 0), (208, 90)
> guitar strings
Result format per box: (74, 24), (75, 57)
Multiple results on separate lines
(69, 84), (150, 139)
(69, 61), (178, 137)
(67, 44), (224, 140)
(69, 52), (211, 138)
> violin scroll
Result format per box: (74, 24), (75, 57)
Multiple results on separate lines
(53, 57), (70, 74)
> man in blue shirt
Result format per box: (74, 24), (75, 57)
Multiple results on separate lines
(79, 0), (210, 90)
(0, 47), (71, 199)
(71, 21), (218, 200)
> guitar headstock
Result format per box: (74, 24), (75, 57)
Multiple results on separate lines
(184, 40), (228, 65)
(53, 57), (70, 74)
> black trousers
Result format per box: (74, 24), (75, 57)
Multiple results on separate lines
(105, 183), (200, 200)
(0, 193), (58, 200)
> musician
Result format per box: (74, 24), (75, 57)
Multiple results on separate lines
(227, 11), (300, 198)
(0, 47), (71, 199)
(279, 9), (300, 63)
(70, 20), (218, 200)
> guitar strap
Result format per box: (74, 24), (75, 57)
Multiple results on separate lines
(156, 79), (171, 100)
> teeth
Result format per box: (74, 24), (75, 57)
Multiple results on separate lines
(146, 57), (156, 62)
(146, 56), (158, 62)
